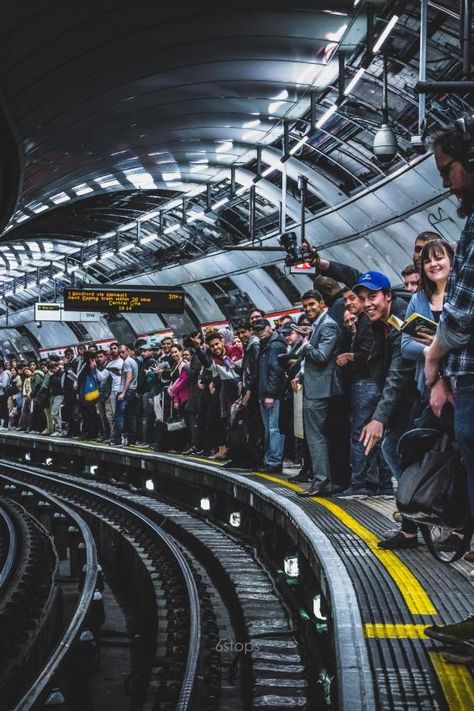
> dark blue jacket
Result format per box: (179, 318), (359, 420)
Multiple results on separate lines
(257, 332), (287, 400)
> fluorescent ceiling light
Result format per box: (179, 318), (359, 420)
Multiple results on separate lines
(124, 170), (156, 189)
(344, 67), (365, 95)
(216, 141), (233, 153)
(101, 250), (115, 259)
(119, 243), (135, 253)
(39, 277), (49, 284)
(95, 175), (121, 188)
(83, 257), (97, 266)
(190, 164), (208, 173)
(139, 233), (158, 244)
(53, 271), (64, 279)
(164, 224), (180, 235)
(289, 136), (309, 155)
(72, 184), (93, 195)
(235, 186), (247, 195)
(242, 119), (261, 128)
(372, 15), (399, 53)
(50, 192), (71, 204)
(162, 171), (181, 181)
(69, 265), (79, 273)
(242, 130), (260, 142)
(262, 166), (277, 178)
(316, 104), (338, 129)
(16, 214), (29, 223)
(271, 89), (289, 101)
(212, 197), (229, 209)
(31, 204), (48, 214)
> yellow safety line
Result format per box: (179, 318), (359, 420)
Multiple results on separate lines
(254, 471), (437, 615)
(364, 623), (429, 639)
(430, 652), (474, 710)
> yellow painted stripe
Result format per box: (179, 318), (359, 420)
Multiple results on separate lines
(430, 652), (474, 710)
(364, 623), (429, 639)
(254, 471), (437, 616)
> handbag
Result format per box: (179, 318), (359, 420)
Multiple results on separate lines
(397, 432), (472, 561)
(165, 417), (186, 432)
(81, 373), (100, 403)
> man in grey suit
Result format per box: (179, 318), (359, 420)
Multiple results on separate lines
(292, 289), (343, 497)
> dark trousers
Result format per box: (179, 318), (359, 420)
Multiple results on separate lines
(454, 380), (474, 517)
(351, 379), (391, 491)
(113, 390), (137, 445)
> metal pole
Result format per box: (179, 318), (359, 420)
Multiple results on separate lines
(298, 176), (308, 244)
(414, 80), (474, 93)
(460, 0), (472, 79)
(382, 55), (389, 123)
(419, 0), (428, 135)
(281, 162), (287, 233)
(249, 185), (255, 243)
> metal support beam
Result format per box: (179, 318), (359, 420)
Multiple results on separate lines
(182, 197), (187, 223)
(206, 184), (212, 211)
(310, 92), (317, 130)
(230, 166), (236, 195)
(256, 146), (262, 179)
(418, 0), (428, 136)
(461, 0), (472, 79)
(338, 53), (345, 100)
(298, 176), (308, 243)
(283, 119), (289, 160)
(249, 184), (256, 243)
(382, 55), (389, 123)
(414, 81), (474, 93)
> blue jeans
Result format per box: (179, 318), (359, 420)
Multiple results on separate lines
(113, 390), (137, 445)
(382, 409), (413, 480)
(454, 381), (474, 517)
(259, 400), (284, 469)
(351, 379), (390, 490)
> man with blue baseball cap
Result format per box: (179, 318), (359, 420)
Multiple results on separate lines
(353, 270), (417, 548)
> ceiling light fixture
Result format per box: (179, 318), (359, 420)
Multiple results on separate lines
(372, 15), (399, 54)
(289, 136), (309, 155)
(344, 67), (365, 95)
(316, 104), (338, 129)
(212, 197), (229, 210)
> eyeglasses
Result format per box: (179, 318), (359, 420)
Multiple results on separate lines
(438, 158), (457, 180)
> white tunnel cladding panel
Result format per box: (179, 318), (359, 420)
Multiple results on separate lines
(120, 313), (167, 334)
(231, 270), (292, 312)
(80, 320), (115, 342)
(183, 284), (226, 323)
(24, 321), (79, 348)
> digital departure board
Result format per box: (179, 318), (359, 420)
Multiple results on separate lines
(64, 286), (185, 314)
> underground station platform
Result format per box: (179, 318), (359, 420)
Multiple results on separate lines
(0, 430), (473, 710)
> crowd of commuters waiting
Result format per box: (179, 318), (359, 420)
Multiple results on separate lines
(0, 120), (472, 650)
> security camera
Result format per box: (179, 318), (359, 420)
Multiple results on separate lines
(373, 124), (398, 163)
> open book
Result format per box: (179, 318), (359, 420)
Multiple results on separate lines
(387, 312), (437, 337)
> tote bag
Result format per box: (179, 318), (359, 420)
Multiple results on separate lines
(82, 374), (100, 403)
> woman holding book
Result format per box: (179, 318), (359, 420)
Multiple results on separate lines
(401, 239), (454, 396)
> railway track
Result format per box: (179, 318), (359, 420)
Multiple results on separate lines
(0, 460), (309, 710)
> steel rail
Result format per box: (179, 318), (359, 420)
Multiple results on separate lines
(0, 500), (18, 592)
(1, 462), (201, 711)
(0, 474), (98, 711)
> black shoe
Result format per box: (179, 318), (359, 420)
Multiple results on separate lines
(297, 483), (331, 497)
(259, 465), (283, 475)
(182, 446), (196, 455)
(288, 470), (312, 483)
(424, 616), (474, 645)
(377, 531), (418, 549)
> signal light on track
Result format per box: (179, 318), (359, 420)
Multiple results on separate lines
(200, 497), (211, 511)
(145, 479), (154, 491)
(284, 554), (299, 578)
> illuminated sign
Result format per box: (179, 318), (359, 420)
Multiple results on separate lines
(34, 303), (99, 322)
(63, 286), (185, 314)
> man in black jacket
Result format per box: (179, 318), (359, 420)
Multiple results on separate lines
(253, 319), (287, 474)
(336, 288), (391, 496)
(353, 271), (418, 548)
(235, 321), (262, 467)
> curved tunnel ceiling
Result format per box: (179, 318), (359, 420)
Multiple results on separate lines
(0, 0), (471, 342)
